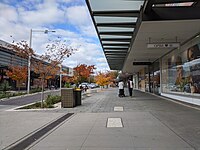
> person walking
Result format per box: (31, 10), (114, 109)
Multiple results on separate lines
(118, 80), (125, 97)
(127, 78), (133, 97)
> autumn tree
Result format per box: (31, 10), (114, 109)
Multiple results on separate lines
(10, 40), (34, 58)
(95, 71), (118, 88)
(32, 38), (76, 107)
(11, 38), (77, 108)
(9, 40), (35, 91)
(95, 72), (110, 88)
(6, 41), (34, 91)
(106, 71), (119, 86)
(6, 65), (27, 91)
(72, 64), (96, 85)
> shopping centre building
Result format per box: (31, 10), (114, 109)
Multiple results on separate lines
(0, 40), (73, 90)
(86, 0), (200, 105)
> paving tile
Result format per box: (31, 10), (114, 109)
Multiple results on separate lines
(134, 148), (195, 150)
(83, 135), (134, 148)
(81, 148), (134, 150)
(133, 136), (191, 148)
(127, 125), (175, 137)
(33, 135), (86, 147)
(29, 146), (80, 150)
(90, 126), (129, 136)
(107, 118), (123, 128)
(2, 88), (200, 150)
(50, 125), (92, 136)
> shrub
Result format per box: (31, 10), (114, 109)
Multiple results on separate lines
(0, 81), (11, 93)
(64, 82), (71, 88)
(30, 88), (42, 94)
(45, 95), (61, 107)
(0, 92), (7, 99)
(18, 95), (61, 109)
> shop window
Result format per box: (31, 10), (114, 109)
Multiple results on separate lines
(162, 43), (200, 96)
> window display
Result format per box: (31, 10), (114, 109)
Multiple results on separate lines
(162, 42), (200, 96)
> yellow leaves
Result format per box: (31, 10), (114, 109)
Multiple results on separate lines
(95, 71), (117, 86)
(95, 72), (110, 86)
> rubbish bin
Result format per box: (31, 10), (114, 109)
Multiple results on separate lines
(74, 89), (82, 106)
(61, 88), (75, 108)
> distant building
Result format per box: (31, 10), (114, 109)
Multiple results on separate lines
(0, 39), (72, 90)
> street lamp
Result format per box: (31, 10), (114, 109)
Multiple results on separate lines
(59, 64), (62, 93)
(27, 29), (56, 94)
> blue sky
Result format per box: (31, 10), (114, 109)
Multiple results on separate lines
(0, 0), (109, 72)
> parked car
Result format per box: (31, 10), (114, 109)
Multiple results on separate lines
(88, 83), (98, 89)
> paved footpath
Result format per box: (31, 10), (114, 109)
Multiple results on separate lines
(1, 88), (200, 150)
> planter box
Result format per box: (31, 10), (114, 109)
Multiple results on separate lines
(61, 88), (75, 108)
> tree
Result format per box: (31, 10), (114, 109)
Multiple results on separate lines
(6, 65), (27, 91)
(32, 39), (76, 107)
(11, 39), (77, 108)
(10, 40), (35, 60)
(95, 72), (110, 88)
(95, 71), (118, 88)
(72, 64), (96, 85)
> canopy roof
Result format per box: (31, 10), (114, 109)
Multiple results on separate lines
(86, 0), (200, 70)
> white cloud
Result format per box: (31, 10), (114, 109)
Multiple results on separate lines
(81, 25), (98, 38)
(18, 1), (65, 26)
(97, 57), (107, 63)
(65, 5), (97, 37)
(57, 0), (73, 3)
(65, 5), (89, 26)
(0, 0), (110, 72)
(0, 3), (18, 22)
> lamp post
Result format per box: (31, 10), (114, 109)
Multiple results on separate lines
(28, 29), (56, 94)
(59, 63), (62, 90)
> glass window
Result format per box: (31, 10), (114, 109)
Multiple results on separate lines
(161, 39), (200, 96)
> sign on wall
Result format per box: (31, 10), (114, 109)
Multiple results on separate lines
(147, 43), (180, 49)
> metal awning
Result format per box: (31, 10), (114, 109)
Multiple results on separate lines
(86, 0), (144, 70)
(86, 0), (200, 71)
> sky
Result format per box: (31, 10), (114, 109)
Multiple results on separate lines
(0, 0), (110, 72)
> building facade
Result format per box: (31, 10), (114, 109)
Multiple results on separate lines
(86, 0), (200, 106)
(0, 40), (72, 90)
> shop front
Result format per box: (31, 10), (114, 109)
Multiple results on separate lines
(137, 61), (160, 95)
(161, 36), (200, 105)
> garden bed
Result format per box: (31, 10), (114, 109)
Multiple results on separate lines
(18, 95), (61, 109)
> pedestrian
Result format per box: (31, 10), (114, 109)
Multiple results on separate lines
(118, 80), (125, 97)
(127, 78), (133, 97)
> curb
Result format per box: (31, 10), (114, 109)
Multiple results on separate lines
(0, 89), (60, 102)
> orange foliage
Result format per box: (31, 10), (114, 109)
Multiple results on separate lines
(6, 65), (27, 82)
(95, 71), (117, 86)
(33, 60), (60, 81)
(62, 76), (73, 83)
(73, 64), (96, 84)
(95, 72), (110, 86)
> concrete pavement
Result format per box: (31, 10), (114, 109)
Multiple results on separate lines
(1, 88), (200, 150)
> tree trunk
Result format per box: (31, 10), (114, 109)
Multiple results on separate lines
(41, 78), (44, 108)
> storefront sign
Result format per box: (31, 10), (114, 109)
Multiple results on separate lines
(147, 43), (180, 49)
